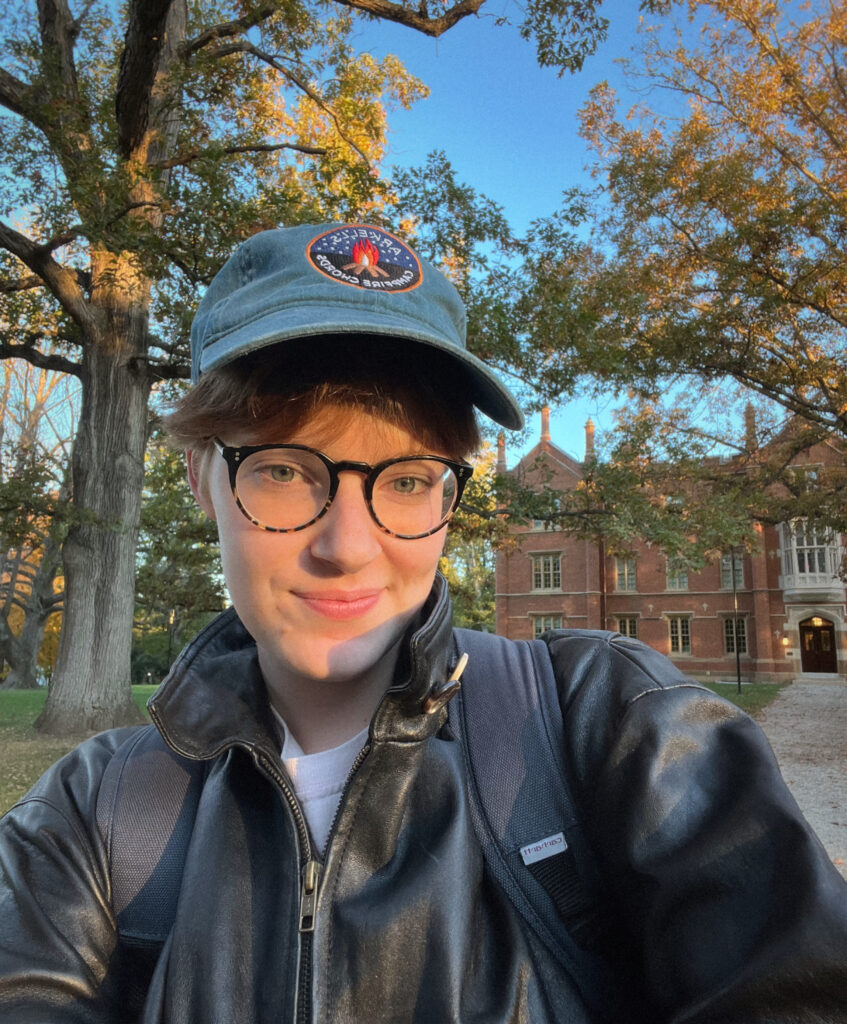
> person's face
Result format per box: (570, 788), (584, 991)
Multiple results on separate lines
(188, 405), (449, 695)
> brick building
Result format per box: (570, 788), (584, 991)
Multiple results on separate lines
(494, 410), (847, 684)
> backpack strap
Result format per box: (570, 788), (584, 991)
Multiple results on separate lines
(96, 726), (206, 944)
(451, 627), (625, 1020)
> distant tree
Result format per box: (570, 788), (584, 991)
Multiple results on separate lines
(0, 360), (75, 689)
(572, 0), (847, 432)
(133, 426), (224, 682)
(440, 444), (506, 631)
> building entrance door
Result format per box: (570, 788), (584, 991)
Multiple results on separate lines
(799, 617), (837, 674)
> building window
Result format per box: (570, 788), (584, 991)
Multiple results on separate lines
(617, 617), (638, 638)
(532, 615), (563, 638)
(790, 522), (830, 575)
(616, 557), (636, 592)
(531, 553), (561, 591)
(720, 553), (744, 589)
(789, 464), (821, 492)
(666, 559), (688, 591)
(668, 616), (691, 654)
(724, 617), (747, 654)
(779, 520), (842, 582)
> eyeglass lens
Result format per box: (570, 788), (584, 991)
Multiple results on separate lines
(234, 449), (459, 536)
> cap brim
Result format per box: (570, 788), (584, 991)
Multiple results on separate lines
(198, 306), (525, 431)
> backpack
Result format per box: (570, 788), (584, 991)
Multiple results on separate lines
(100, 629), (626, 1019)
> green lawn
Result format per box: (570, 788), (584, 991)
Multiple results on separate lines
(0, 680), (788, 818)
(700, 681), (789, 718)
(0, 687), (155, 816)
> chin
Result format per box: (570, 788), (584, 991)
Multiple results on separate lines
(288, 624), (399, 683)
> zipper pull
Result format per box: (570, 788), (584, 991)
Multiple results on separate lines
(423, 651), (468, 714)
(299, 859), (322, 933)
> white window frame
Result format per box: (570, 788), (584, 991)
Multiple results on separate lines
(785, 521), (833, 576)
(532, 614), (563, 638)
(723, 616), (747, 655)
(617, 616), (638, 638)
(668, 615), (691, 654)
(778, 520), (844, 590)
(666, 559), (689, 591)
(531, 553), (562, 592)
(720, 553), (744, 590)
(616, 557), (637, 592)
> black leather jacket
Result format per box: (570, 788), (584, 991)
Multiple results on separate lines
(2, 575), (847, 1022)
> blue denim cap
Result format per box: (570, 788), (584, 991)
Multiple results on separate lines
(190, 222), (524, 429)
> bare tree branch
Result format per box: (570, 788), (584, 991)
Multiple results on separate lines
(103, 202), (163, 228)
(0, 274), (43, 295)
(0, 219), (93, 330)
(0, 67), (41, 120)
(37, 226), (85, 253)
(0, 341), (81, 377)
(70, 0), (98, 33)
(144, 356), (191, 381)
(329, 0), (486, 37)
(181, 3), (281, 57)
(149, 140), (327, 170)
(211, 41), (371, 165)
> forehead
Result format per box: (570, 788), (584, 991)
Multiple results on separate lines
(232, 403), (432, 455)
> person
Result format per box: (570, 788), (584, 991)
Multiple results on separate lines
(1, 222), (846, 1023)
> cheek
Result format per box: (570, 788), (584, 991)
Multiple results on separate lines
(390, 533), (446, 588)
(211, 488), (283, 592)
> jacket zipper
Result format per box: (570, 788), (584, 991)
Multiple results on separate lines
(298, 859), (321, 932)
(255, 740), (372, 1023)
(253, 751), (317, 1023)
(321, 742), (371, 851)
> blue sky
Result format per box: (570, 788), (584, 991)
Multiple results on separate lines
(362, 0), (663, 461)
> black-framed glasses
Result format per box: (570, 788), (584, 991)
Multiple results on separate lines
(214, 439), (474, 539)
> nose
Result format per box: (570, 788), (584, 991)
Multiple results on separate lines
(307, 471), (384, 572)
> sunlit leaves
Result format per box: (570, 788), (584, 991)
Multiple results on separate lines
(569, 0), (847, 440)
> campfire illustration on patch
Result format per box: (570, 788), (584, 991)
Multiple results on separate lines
(306, 225), (422, 292)
(343, 239), (389, 279)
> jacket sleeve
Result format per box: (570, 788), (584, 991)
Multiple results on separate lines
(547, 631), (847, 1023)
(0, 730), (132, 1023)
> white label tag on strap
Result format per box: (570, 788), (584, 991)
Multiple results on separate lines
(520, 832), (567, 866)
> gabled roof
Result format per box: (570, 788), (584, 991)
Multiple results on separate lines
(510, 437), (584, 483)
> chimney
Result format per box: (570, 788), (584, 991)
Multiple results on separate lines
(584, 417), (595, 461)
(744, 403), (757, 452)
(541, 405), (551, 443)
(496, 431), (507, 473)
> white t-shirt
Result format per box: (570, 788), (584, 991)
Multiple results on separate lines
(270, 707), (369, 856)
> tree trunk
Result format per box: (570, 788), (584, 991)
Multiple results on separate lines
(33, 0), (185, 735)
(2, 613), (43, 689)
(36, 307), (150, 734)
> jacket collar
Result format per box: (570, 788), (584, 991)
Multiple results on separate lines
(148, 573), (457, 760)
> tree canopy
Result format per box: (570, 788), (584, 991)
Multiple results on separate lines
(496, 0), (847, 559)
(576, 0), (847, 434)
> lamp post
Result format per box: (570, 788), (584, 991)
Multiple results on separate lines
(731, 547), (742, 695)
(167, 608), (176, 666)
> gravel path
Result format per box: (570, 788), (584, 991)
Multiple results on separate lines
(755, 683), (847, 880)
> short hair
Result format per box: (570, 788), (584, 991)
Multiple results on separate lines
(163, 335), (481, 460)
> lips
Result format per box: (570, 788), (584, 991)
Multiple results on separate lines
(295, 589), (383, 620)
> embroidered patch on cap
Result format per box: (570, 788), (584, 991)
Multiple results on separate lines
(306, 225), (422, 293)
